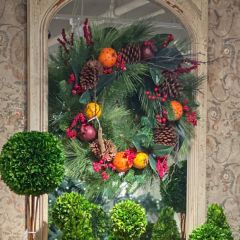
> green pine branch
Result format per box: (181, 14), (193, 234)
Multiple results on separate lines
(117, 63), (148, 92)
(112, 20), (154, 50)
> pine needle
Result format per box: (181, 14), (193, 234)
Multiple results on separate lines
(91, 24), (120, 55)
(118, 63), (148, 92)
(112, 20), (154, 49)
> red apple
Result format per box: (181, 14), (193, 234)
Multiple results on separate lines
(78, 124), (97, 142)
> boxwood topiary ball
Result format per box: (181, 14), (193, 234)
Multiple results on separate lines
(110, 200), (147, 240)
(0, 131), (65, 196)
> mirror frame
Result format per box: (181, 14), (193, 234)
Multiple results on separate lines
(27, 0), (208, 239)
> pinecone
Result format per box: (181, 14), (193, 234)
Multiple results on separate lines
(159, 78), (182, 98)
(80, 60), (103, 91)
(154, 125), (178, 147)
(121, 44), (141, 63)
(90, 139), (117, 161)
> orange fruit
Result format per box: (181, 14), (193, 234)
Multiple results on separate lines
(168, 100), (183, 121)
(113, 152), (133, 172)
(133, 152), (149, 170)
(98, 48), (117, 68)
(84, 102), (102, 119)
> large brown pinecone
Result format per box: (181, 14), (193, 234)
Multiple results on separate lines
(121, 43), (141, 63)
(80, 60), (103, 91)
(90, 139), (117, 161)
(154, 125), (178, 147)
(159, 78), (182, 98)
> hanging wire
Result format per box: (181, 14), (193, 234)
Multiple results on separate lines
(108, 0), (116, 23)
(70, 0), (84, 36)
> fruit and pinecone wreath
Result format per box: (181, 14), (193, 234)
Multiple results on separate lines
(48, 19), (202, 198)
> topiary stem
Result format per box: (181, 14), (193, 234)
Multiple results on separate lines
(25, 195), (39, 240)
(180, 212), (186, 240)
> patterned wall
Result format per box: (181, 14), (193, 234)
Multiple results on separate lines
(207, 0), (240, 238)
(0, 0), (26, 239)
(0, 0), (240, 239)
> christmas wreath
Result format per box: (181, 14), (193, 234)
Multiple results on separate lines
(49, 19), (202, 198)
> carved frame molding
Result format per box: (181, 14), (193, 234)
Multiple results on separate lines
(27, 0), (208, 239)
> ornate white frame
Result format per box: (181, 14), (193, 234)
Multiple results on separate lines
(27, 0), (208, 239)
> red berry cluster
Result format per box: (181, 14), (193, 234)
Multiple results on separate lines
(103, 67), (113, 75)
(156, 156), (168, 179)
(123, 148), (137, 165)
(174, 59), (199, 76)
(68, 73), (75, 84)
(93, 159), (116, 180)
(182, 99), (197, 126)
(186, 111), (197, 126)
(162, 34), (174, 48)
(103, 53), (127, 75)
(83, 18), (93, 46)
(156, 109), (168, 124)
(57, 29), (74, 53)
(66, 113), (86, 139)
(68, 73), (84, 95)
(143, 40), (154, 47)
(145, 87), (167, 102)
(71, 84), (83, 95)
(115, 53), (127, 71)
(143, 40), (157, 51)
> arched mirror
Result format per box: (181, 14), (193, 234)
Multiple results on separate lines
(27, 0), (208, 239)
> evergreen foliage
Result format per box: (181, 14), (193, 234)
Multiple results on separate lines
(52, 192), (108, 240)
(189, 204), (233, 240)
(140, 222), (154, 240)
(207, 204), (232, 230)
(48, 20), (202, 200)
(189, 223), (233, 240)
(160, 160), (187, 213)
(110, 200), (147, 240)
(151, 207), (180, 240)
(0, 131), (65, 196)
(48, 177), (85, 240)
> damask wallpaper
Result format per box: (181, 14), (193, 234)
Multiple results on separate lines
(207, 0), (240, 238)
(0, 0), (240, 239)
(0, 0), (26, 239)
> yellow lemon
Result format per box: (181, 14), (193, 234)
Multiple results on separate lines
(133, 152), (149, 170)
(84, 102), (102, 119)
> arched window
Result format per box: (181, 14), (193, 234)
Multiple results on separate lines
(27, 1), (208, 239)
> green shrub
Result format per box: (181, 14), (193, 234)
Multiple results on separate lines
(140, 222), (154, 240)
(0, 131), (65, 195)
(52, 192), (108, 240)
(92, 204), (110, 240)
(189, 223), (233, 240)
(152, 207), (180, 240)
(207, 204), (231, 230)
(189, 204), (233, 240)
(110, 200), (147, 240)
(160, 160), (187, 213)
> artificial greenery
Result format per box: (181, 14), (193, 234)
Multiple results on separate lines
(152, 207), (180, 240)
(52, 192), (108, 240)
(0, 131), (65, 196)
(160, 160), (187, 213)
(189, 204), (233, 240)
(110, 200), (147, 240)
